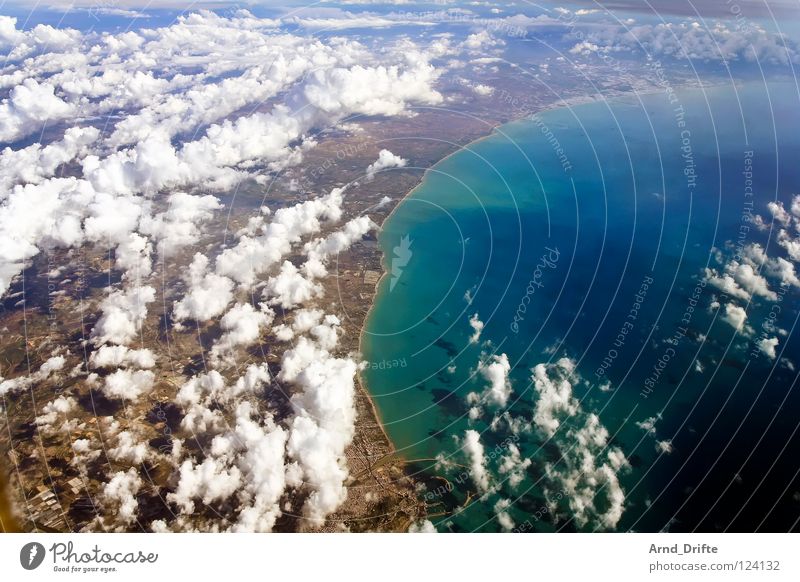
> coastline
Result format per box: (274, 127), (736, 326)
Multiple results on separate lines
(355, 122), (506, 455)
(351, 81), (710, 523)
(353, 91), (618, 457)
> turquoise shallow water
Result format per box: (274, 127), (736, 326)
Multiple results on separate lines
(363, 82), (800, 532)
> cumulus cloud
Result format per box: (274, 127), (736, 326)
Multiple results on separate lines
(636, 416), (659, 435)
(531, 357), (579, 437)
(408, 519), (437, 533)
(0, 126), (99, 192)
(656, 440), (674, 454)
(0, 79), (75, 143)
(101, 369), (155, 401)
(757, 336), (779, 359)
(466, 353), (513, 418)
(302, 215), (375, 278)
(176, 363), (270, 419)
(462, 429), (490, 494)
(365, 149), (407, 180)
(91, 286), (156, 346)
(565, 0), (798, 17)
(102, 468), (142, 529)
(169, 400), (287, 532)
(0, 355), (66, 396)
(169, 457), (242, 514)
(0, 11), (444, 302)
(720, 302), (750, 334)
(139, 192), (221, 257)
(568, 20), (799, 65)
(494, 498), (515, 531)
(531, 358), (629, 529)
(280, 330), (359, 526)
(264, 216), (375, 310)
(704, 261), (775, 302)
(302, 60), (442, 117)
(90, 345), (156, 369)
(210, 303), (274, 364)
(471, 83), (494, 96)
(767, 201), (792, 226)
(498, 443), (531, 489)
(172, 253), (234, 324)
(109, 431), (149, 465)
(463, 30), (505, 52)
(264, 261), (324, 310)
(468, 312), (484, 344)
(34, 395), (77, 432)
(216, 188), (345, 289)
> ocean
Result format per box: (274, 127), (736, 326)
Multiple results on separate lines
(362, 82), (800, 532)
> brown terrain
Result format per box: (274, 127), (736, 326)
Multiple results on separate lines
(0, 59), (680, 531)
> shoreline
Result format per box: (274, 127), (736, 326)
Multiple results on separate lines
(352, 80), (710, 496)
(354, 92), (615, 459)
(355, 122), (507, 462)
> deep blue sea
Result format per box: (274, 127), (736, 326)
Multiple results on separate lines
(363, 82), (800, 532)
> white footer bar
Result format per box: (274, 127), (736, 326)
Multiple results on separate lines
(1, 533), (797, 581)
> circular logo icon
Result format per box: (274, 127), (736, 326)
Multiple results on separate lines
(20, 542), (46, 570)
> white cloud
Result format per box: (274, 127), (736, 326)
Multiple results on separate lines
(264, 261), (324, 310)
(0, 79), (75, 143)
(636, 416), (658, 435)
(91, 285), (156, 346)
(289, 14), (436, 31)
(168, 457), (243, 514)
(169, 398), (287, 532)
(264, 216), (374, 310)
(34, 395), (76, 432)
(216, 188), (345, 289)
(531, 357), (579, 437)
(768, 201), (792, 226)
(227, 402), (287, 532)
(531, 358), (629, 529)
(114, 233), (153, 285)
(175, 364), (273, 435)
(303, 215), (375, 278)
(365, 149), (407, 180)
(656, 440), (674, 454)
(494, 498), (514, 531)
(90, 345), (156, 369)
(281, 332), (359, 526)
(102, 468), (142, 528)
(470, 353), (513, 409)
(569, 21), (799, 65)
(0, 126), (99, 192)
(139, 192), (221, 257)
(408, 519), (437, 533)
(101, 369), (155, 401)
(463, 30), (501, 51)
(172, 253), (234, 324)
(757, 336), (779, 359)
(109, 431), (149, 465)
(778, 228), (800, 262)
(468, 312), (484, 344)
(210, 303), (274, 364)
(0, 12), (445, 303)
(720, 302), (750, 334)
(0, 7), (455, 533)
(472, 83), (494, 96)
(498, 443), (531, 489)
(462, 429), (490, 494)
(703, 261), (775, 302)
(0, 355), (66, 396)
